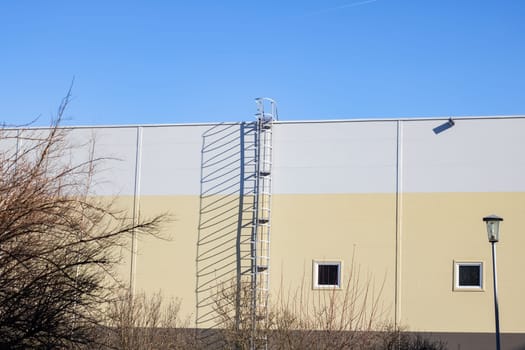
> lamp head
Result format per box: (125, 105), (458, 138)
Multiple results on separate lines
(483, 215), (503, 243)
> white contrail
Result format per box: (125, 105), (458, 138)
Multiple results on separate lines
(336, 0), (378, 9)
(302, 0), (378, 17)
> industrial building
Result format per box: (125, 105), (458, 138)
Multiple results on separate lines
(30, 105), (525, 349)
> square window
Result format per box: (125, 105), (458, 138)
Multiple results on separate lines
(313, 261), (342, 289)
(459, 265), (480, 286)
(454, 261), (483, 291)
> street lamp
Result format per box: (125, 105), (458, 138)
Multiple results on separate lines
(483, 214), (503, 350)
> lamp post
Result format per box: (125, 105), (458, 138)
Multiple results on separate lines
(483, 214), (503, 350)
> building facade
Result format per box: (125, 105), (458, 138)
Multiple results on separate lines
(37, 116), (525, 349)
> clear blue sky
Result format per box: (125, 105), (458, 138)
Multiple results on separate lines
(1, 0), (524, 126)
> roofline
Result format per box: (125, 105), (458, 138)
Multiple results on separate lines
(4, 114), (525, 130)
(276, 114), (525, 124)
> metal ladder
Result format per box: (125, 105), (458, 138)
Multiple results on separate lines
(249, 98), (277, 349)
(196, 99), (276, 349)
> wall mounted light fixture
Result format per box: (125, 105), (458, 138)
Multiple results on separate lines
(433, 118), (455, 134)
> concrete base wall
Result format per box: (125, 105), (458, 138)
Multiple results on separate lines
(423, 332), (525, 350)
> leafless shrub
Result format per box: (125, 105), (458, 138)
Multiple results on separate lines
(210, 259), (446, 350)
(103, 290), (197, 350)
(207, 257), (387, 350)
(373, 325), (447, 350)
(210, 278), (267, 349)
(268, 259), (387, 350)
(0, 91), (166, 349)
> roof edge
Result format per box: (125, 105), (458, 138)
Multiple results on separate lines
(4, 114), (525, 130)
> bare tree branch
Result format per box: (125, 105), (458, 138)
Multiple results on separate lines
(0, 91), (167, 349)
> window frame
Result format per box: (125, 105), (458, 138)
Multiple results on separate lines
(453, 260), (484, 291)
(312, 260), (342, 289)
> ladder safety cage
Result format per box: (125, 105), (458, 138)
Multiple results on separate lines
(250, 97), (277, 349)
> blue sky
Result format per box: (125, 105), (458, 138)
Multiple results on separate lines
(1, 0), (524, 126)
